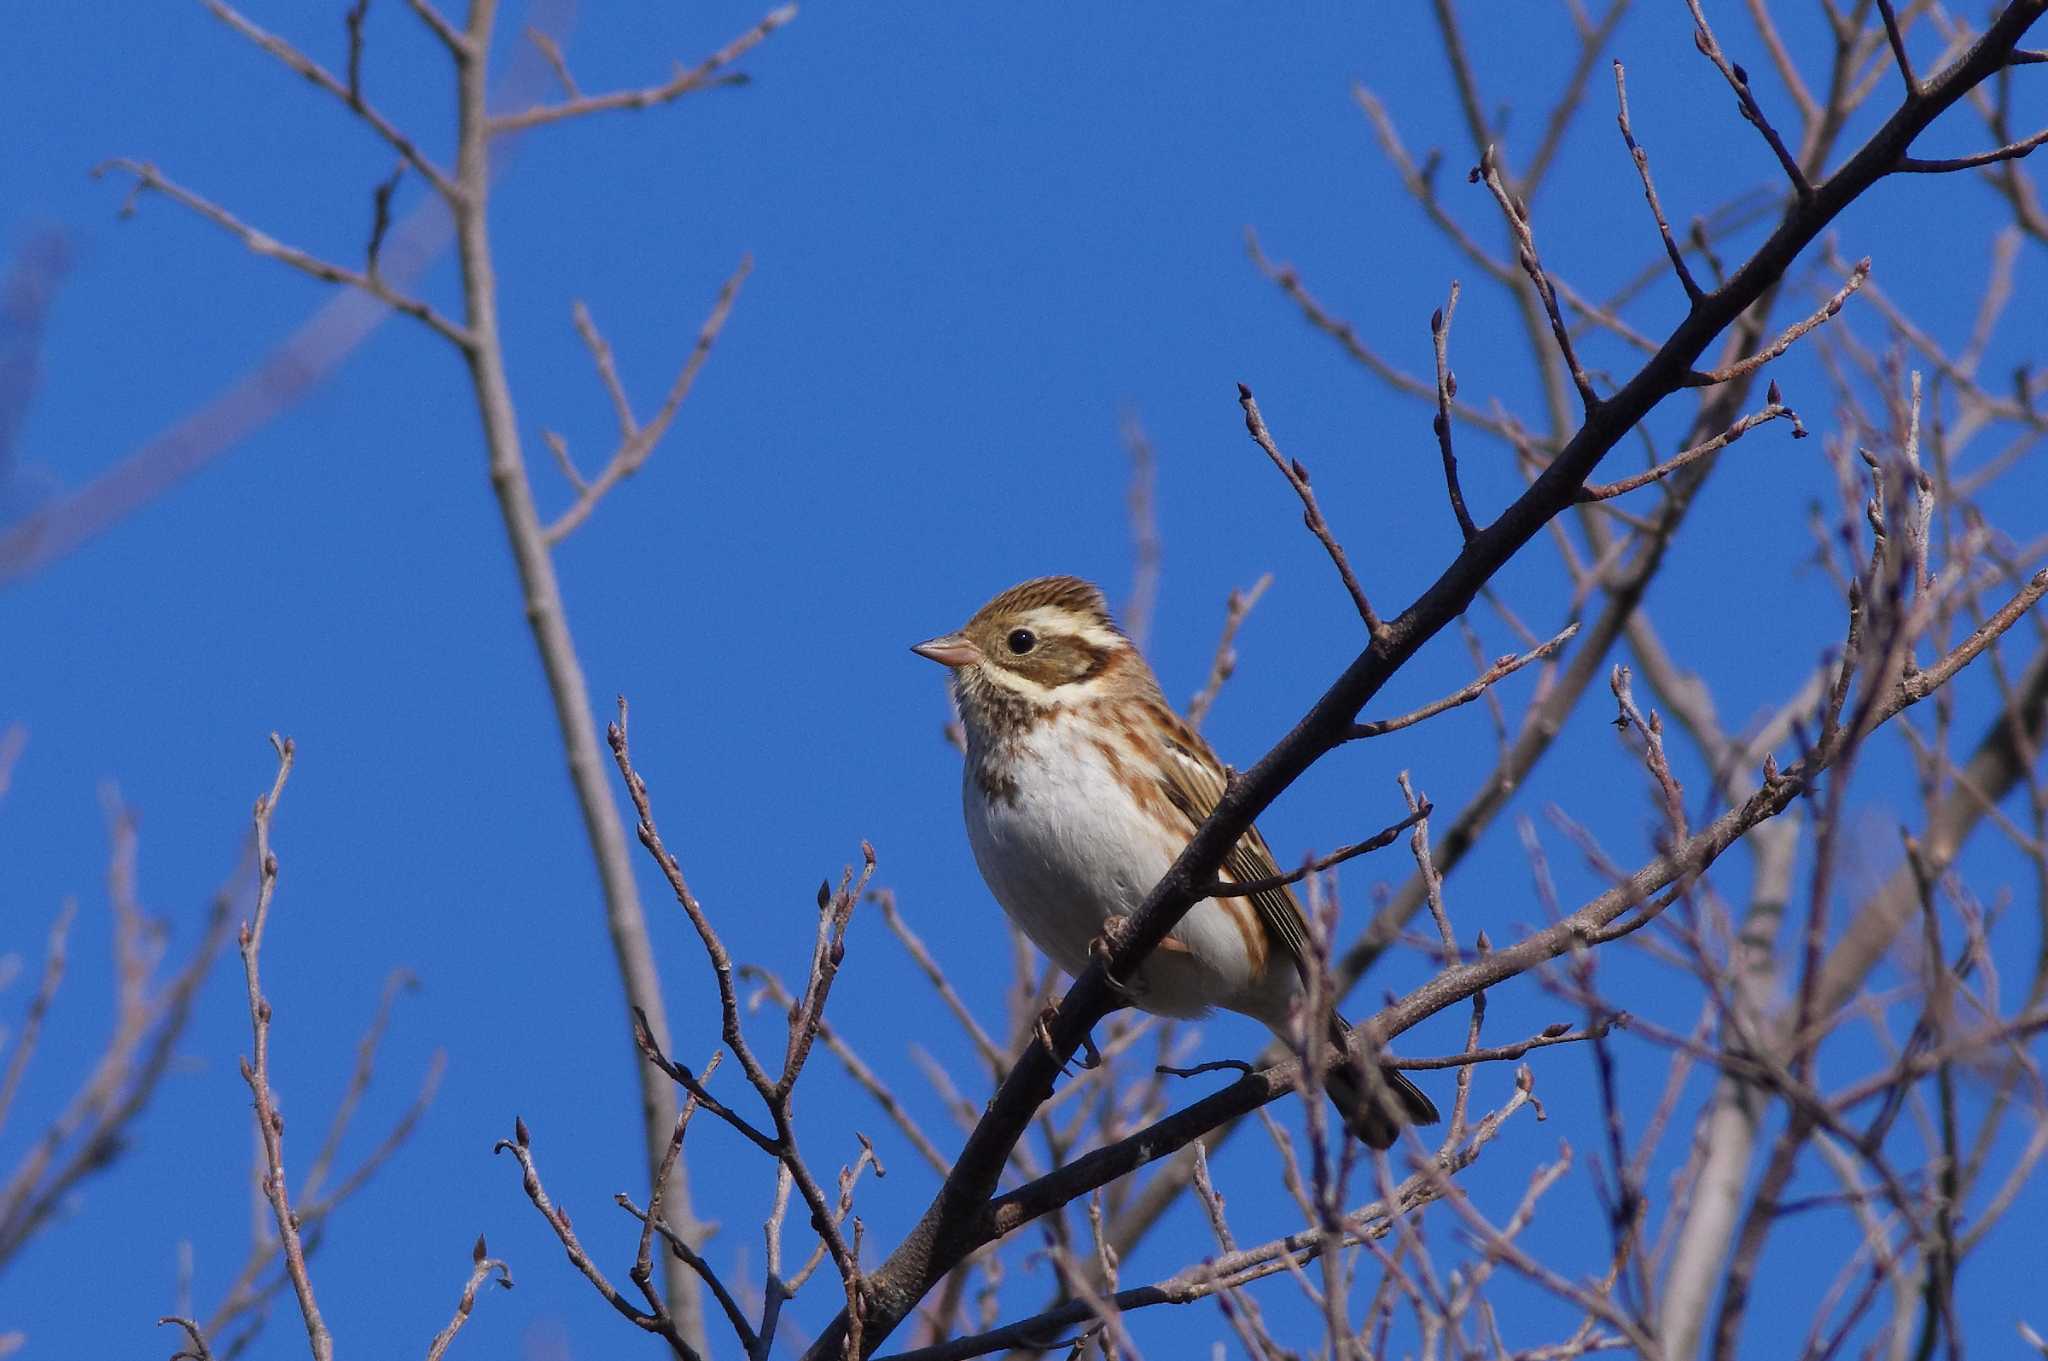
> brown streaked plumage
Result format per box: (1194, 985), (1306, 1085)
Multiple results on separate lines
(912, 574), (1437, 1148)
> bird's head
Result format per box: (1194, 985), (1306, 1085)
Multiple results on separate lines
(912, 575), (1140, 731)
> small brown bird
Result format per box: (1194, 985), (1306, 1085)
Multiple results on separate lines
(914, 575), (1437, 1147)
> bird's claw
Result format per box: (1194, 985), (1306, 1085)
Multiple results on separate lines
(1035, 1004), (1059, 1062)
(1090, 919), (1139, 999)
(1036, 1004), (1103, 1072)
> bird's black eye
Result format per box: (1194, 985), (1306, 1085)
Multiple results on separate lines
(1006, 628), (1037, 655)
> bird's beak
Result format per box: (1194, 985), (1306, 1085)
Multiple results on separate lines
(911, 633), (980, 668)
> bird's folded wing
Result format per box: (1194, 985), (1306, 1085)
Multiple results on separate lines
(1153, 719), (1316, 983)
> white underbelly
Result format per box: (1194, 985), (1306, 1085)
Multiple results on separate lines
(961, 714), (1261, 1018)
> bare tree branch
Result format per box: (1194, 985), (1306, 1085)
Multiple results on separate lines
(1897, 122), (2048, 171)
(1431, 282), (1480, 541)
(1685, 0), (1815, 196)
(495, 1118), (699, 1358)
(1613, 59), (1704, 304)
(422, 1237), (513, 1361)
(1471, 146), (1601, 413)
(234, 736), (332, 1361)
(545, 256), (752, 544)
(1186, 574), (1274, 731)
(0, 826), (239, 1270)
(1683, 258), (1868, 388)
(1576, 397), (1803, 501)
(489, 5), (797, 135)
(201, 0), (458, 200)
(870, 1079), (1540, 1361)
(1238, 383), (1384, 635)
(1351, 623), (1579, 739)
(0, 903), (73, 1143)
(1195, 803), (1431, 898)
(1875, 0), (1923, 95)
(90, 159), (469, 348)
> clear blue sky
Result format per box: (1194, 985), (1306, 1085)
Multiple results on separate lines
(3, 2), (2043, 1357)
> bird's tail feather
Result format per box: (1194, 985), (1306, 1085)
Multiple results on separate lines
(1323, 1015), (1439, 1150)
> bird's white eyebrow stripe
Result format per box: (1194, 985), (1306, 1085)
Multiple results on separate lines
(1077, 624), (1124, 650)
(1009, 608), (1124, 654)
(1012, 607), (1080, 636)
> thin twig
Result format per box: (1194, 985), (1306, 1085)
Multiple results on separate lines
(1875, 0), (1924, 94)
(0, 903), (74, 1141)
(493, 1119), (699, 1357)
(572, 300), (637, 442)
(298, 969), (418, 1206)
(1195, 804), (1431, 898)
(1119, 411), (1163, 651)
(158, 1317), (214, 1361)
(1432, 282), (1480, 541)
(422, 1238), (514, 1361)
(91, 159), (469, 349)
(1613, 60), (1704, 304)
(525, 25), (579, 97)
(744, 966), (950, 1176)
(1394, 1019), (1618, 1069)
(634, 1052), (720, 1319)
(365, 164), (403, 281)
(489, 5), (797, 135)
(873, 890), (1006, 1077)
(0, 861), (239, 1269)
(1897, 123), (2048, 171)
(201, 0), (458, 200)
(1610, 664), (1689, 844)
(1238, 384), (1383, 635)
(609, 700), (869, 1288)
(1186, 574), (1273, 730)
(1684, 0), (1815, 196)
(199, 1045), (445, 1345)
(1351, 623), (1579, 739)
(546, 257), (753, 544)
(1471, 147), (1601, 413)
(1247, 228), (1523, 444)
(1578, 398), (1803, 501)
(235, 735), (332, 1361)
(619, 1195), (759, 1353)
(1745, 0), (1820, 123)
(403, 0), (469, 58)
(1683, 259), (1870, 387)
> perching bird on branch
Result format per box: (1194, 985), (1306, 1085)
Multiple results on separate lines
(914, 575), (1437, 1147)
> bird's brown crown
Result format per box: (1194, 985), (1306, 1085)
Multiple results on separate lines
(969, 575), (1113, 627)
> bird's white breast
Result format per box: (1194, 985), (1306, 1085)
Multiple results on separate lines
(961, 710), (1257, 1018)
